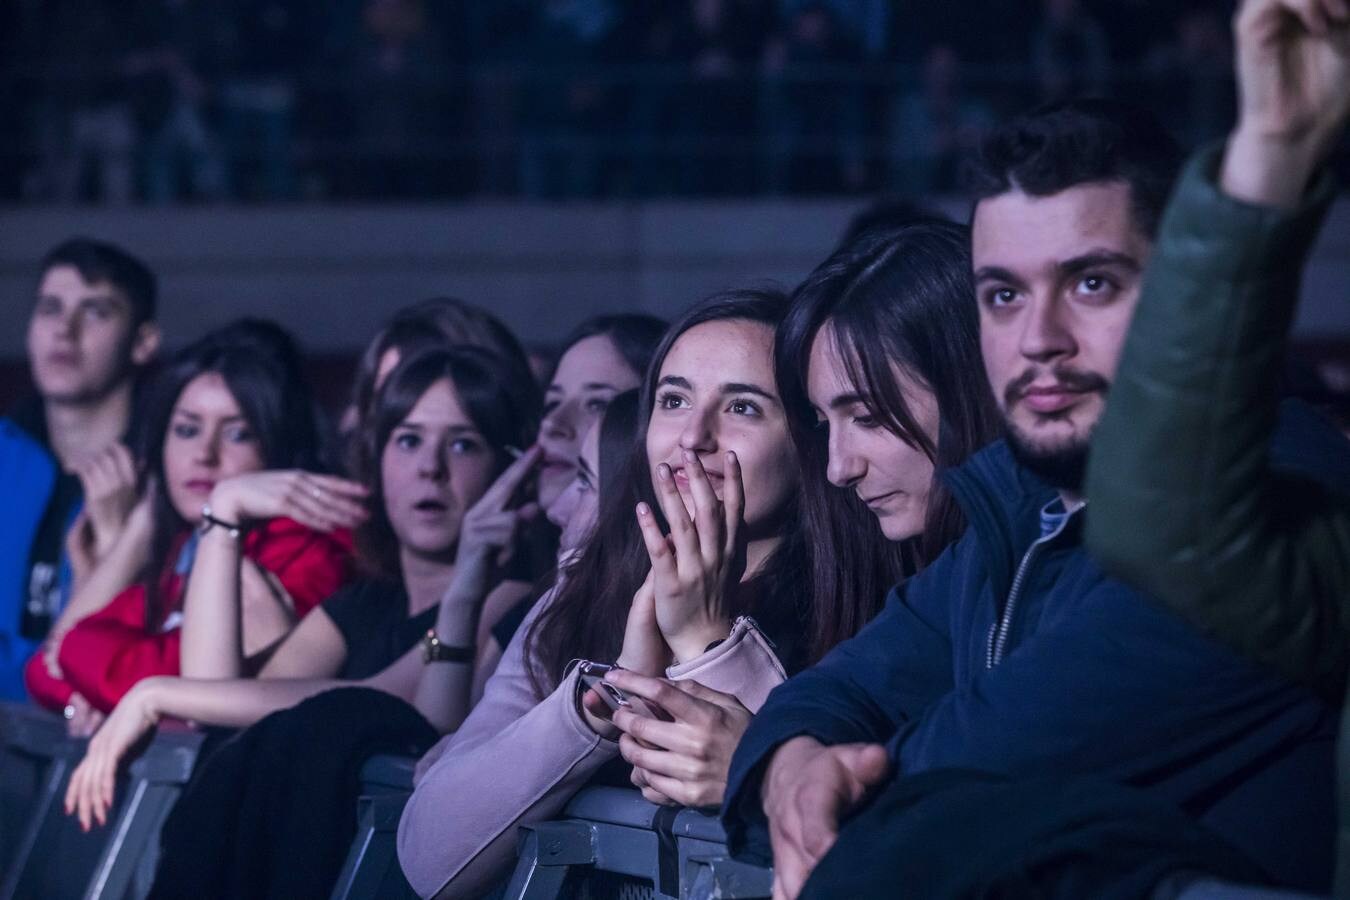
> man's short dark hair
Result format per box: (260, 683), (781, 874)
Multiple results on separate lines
(39, 238), (157, 326)
(963, 98), (1184, 240)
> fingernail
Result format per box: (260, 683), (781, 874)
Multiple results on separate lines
(657, 464), (672, 481)
(682, 449), (695, 463)
(637, 502), (651, 517)
(727, 450), (737, 465)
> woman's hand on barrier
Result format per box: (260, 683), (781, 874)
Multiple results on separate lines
(636, 450), (744, 664)
(64, 681), (161, 831)
(446, 446), (542, 604)
(207, 470), (368, 532)
(607, 669), (752, 809)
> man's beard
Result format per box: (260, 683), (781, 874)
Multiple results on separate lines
(1006, 427), (1090, 492)
(1001, 366), (1110, 492)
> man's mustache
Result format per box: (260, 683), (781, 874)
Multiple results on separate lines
(1003, 367), (1111, 409)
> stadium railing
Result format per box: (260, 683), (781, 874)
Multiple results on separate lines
(501, 786), (772, 900)
(329, 753), (420, 900)
(0, 702), (203, 900)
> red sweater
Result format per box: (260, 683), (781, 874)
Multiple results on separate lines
(25, 518), (353, 712)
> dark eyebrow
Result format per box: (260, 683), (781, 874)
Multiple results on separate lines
(658, 375), (692, 390)
(394, 421), (483, 437)
(39, 292), (123, 306)
(1058, 250), (1141, 277)
(582, 383), (620, 392)
(827, 391), (867, 411)
(722, 382), (778, 404)
(173, 410), (244, 422)
(973, 265), (1027, 288)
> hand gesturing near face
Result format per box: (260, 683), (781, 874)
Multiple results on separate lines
(636, 450), (746, 664)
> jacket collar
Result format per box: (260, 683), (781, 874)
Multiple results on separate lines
(941, 439), (1063, 592)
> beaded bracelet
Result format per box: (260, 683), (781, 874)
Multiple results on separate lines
(199, 504), (243, 541)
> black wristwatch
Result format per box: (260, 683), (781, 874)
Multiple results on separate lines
(421, 629), (474, 664)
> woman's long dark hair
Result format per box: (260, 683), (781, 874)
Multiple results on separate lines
(350, 345), (541, 577)
(346, 297), (531, 443)
(138, 319), (326, 629)
(526, 288), (811, 692)
(777, 220), (1003, 654)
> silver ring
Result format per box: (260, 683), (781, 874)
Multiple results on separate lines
(63, 704), (76, 721)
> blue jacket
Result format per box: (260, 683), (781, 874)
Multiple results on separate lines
(723, 408), (1343, 891)
(0, 417), (62, 701)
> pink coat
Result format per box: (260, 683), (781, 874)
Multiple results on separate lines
(397, 588), (787, 899)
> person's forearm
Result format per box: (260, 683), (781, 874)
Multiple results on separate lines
(178, 528), (244, 678)
(664, 618), (732, 667)
(1221, 126), (1327, 209)
(1086, 146), (1337, 684)
(410, 596), (481, 734)
(140, 673), (348, 729)
(397, 668), (616, 900)
(53, 523), (150, 636)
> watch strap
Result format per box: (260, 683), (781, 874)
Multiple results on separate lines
(422, 628), (474, 664)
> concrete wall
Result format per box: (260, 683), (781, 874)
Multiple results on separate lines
(2, 196), (1348, 357)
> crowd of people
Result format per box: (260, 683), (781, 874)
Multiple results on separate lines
(2, 1), (1350, 898)
(0, 0), (1281, 203)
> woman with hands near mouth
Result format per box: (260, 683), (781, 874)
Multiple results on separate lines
(398, 290), (811, 899)
(61, 345), (542, 834)
(25, 320), (356, 725)
(607, 221), (1003, 813)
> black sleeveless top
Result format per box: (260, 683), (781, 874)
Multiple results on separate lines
(322, 579), (436, 680)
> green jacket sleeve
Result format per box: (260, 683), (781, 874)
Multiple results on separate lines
(1085, 144), (1350, 697)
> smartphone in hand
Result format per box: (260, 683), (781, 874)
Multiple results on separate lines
(577, 662), (669, 723)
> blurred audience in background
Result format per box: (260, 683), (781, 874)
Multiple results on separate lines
(8, 0), (1343, 203)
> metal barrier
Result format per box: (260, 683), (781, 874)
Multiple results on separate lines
(0, 702), (204, 900)
(4, 706), (770, 900)
(329, 754), (419, 900)
(502, 787), (772, 900)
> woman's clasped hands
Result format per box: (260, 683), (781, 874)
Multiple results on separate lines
(599, 449), (754, 807)
(636, 449), (745, 663)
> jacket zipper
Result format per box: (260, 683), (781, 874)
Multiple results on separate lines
(985, 503), (1083, 669)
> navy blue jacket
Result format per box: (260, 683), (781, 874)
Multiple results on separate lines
(723, 410), (1343, 891)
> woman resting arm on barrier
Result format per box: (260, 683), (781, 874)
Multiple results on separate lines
(63, 347), (544, 830)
